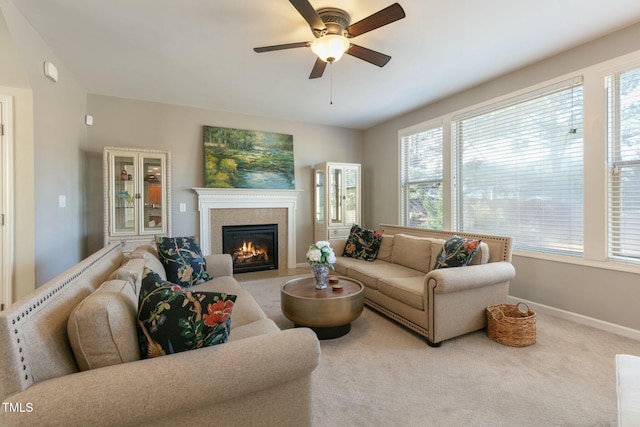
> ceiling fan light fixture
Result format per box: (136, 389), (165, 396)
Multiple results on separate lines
(310, 34), (350, 63)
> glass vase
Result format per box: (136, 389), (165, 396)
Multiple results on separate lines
(312, 264), (329, 289)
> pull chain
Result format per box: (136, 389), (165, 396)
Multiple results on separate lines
(330, 61), (333, 105)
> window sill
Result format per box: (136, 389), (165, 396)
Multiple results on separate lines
(513, 249), (640, 275)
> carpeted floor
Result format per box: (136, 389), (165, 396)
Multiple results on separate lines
(238, 274), (640, 427)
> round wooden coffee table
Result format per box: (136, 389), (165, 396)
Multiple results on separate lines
(281, 275), (364, 339)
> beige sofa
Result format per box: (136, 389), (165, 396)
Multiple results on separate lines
(0, 242), (320, 426)
(330, 224), (516, 346)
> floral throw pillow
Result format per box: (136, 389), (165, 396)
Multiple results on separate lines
(342, 224), (383, 262)
(136, 269), (235, 359)
(433, 236), (482, 269)
(156, 236), (211, 287)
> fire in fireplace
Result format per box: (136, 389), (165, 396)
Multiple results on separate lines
(222, 224), (278, 273)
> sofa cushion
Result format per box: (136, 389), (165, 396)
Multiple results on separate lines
(129, 244), (167, 281)
(391, 234), (433, 274)
(378, 276), (425, 310)
(137, 269), (235, 359)
(433, 236), (482, 269)
(333, 256), (368, 276)
(108, 258), (146, 294)
(191, 276), (268, 328)
(347, 260), (424, 290)
(342, 224), (383, 261)
(67, 280), (140, 371)
(155, 236), (212, 287)
(376, 235), (394, 262)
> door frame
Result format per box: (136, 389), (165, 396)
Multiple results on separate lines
(1, 94), (15, 310)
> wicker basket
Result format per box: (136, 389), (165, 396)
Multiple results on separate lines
(486, 302), (536, 347)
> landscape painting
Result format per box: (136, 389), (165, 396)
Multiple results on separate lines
(203, 126), (295, 189)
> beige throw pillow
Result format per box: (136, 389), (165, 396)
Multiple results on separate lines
(129, 244), (167, 281)
(108, 258), (146, 294)
(67, 280), (140, 371)
(469, 241), (490, 265)
(376, 235), (395, 262)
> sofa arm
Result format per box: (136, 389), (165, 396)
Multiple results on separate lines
(426, 261), (516, 294)
(205, 253), (233, 277)
(0, 328), (320, 427)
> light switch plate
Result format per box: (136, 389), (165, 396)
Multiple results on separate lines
(179, 203), (186, 212)
(59, 195), (66, 208)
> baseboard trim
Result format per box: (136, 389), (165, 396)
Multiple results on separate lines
(508, 296), (640, 342)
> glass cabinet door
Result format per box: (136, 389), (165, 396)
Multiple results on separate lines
(313, 161), (361, 242)
(344, 166), (358, 224)
(315, 169), (325, 223)
(112, 154), (137, 235)
(140, 155), (164, 234)
(329, 166), (343, 224)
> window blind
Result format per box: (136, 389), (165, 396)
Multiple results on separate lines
(400, 125), (443, 229)
(607, 66), (640, 262)
(453, 81), (584, 255)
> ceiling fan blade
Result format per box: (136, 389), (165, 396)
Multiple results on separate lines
(346, 3), (406, 37)
(346, 44), (391, 67)
(309, 57), (327, 79)
(289, 0), (326, 32)
(253, 42), (310, 53)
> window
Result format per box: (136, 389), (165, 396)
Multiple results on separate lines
(400, 125), (443, 229)
(607, 66), (640, 262)
(453, 80), (584, 255)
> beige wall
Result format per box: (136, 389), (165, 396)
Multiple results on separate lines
(1, 0), (88, 288)
(363, 22), (640, 331)
(86, 95), (364, 263)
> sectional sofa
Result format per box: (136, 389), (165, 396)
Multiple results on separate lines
(330, 224), (516, 346)
(0, 242), (320, 426)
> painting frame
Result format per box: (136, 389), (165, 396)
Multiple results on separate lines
(203, 126), (295, 190)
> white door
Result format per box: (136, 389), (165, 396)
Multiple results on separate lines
(0, 95), (14, 310)
(0, 100), (5, 310)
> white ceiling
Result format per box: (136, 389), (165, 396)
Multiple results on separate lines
(10, 0), (640, 129)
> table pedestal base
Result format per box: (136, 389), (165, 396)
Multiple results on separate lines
(295, 323), (351, 340)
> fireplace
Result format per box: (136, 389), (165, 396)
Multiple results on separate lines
(194, 188), (300, 269)
(222, 224), (278, 273)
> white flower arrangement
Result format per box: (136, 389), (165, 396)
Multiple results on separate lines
(306, 240), (336, 269)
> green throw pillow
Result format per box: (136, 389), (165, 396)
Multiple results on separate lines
(156, 236), (211, 287)
(136, 269), (235, 359)
(342, 224), (383, 262)
(433, 235), (482, 269)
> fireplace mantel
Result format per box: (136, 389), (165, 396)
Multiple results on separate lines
(193, 188), (301, 269)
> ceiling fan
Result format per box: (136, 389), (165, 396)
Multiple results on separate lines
(254, 0), (406, 79)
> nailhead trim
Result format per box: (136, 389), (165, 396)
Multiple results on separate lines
(9, 242), (123, 385)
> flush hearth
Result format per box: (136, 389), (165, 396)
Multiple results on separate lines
(222, 224), (278, 273)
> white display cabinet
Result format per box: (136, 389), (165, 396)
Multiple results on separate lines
(104, 147), (171, 252)
(313, 162), (361, 241)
